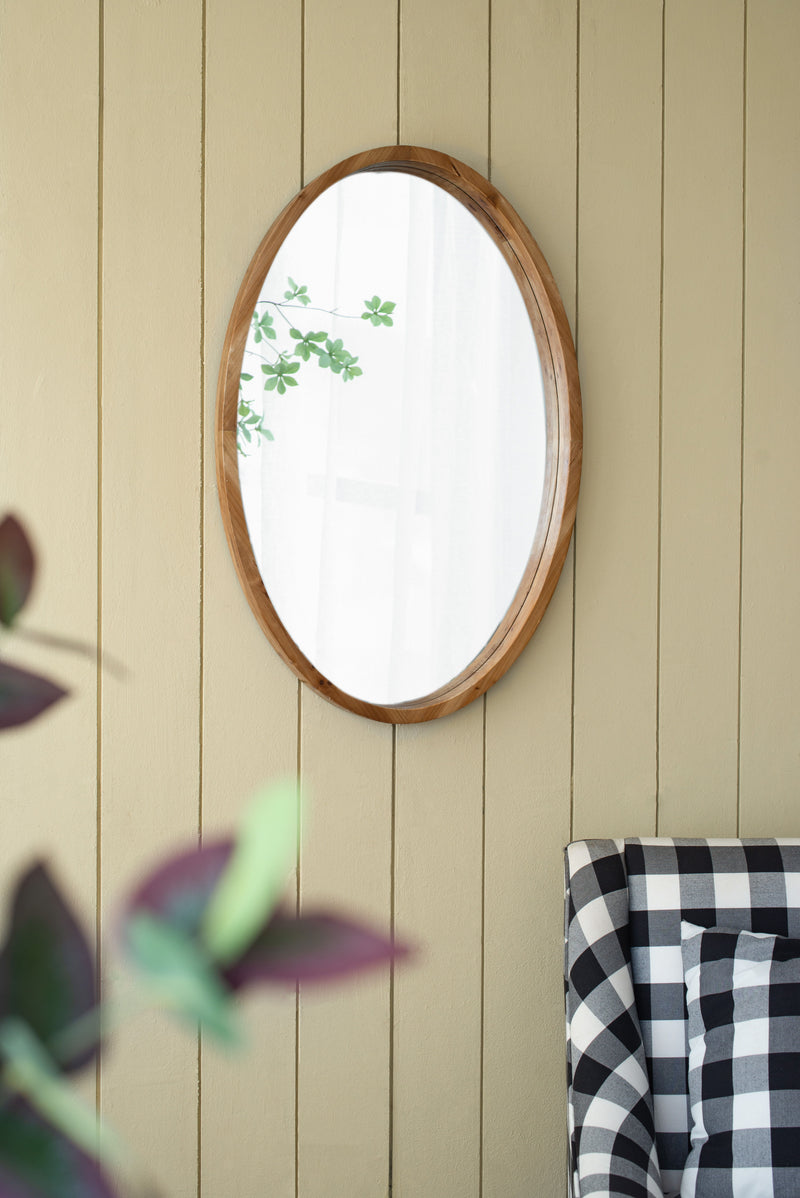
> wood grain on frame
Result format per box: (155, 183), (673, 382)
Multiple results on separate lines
(100, 2), (202, 1192)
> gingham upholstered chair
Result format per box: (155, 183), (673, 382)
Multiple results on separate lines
(564, 839), (800, 1198)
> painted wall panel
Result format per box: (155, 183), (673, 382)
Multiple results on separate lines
(658, 0), (743, 836)
(299, 4), (398, 1195)
(100, 2), (202, 1193)
(2, 3), (799, 1195)
(1, 0), (99, 893)
(393, 6), (489, 1194)
(484, 2), (577, 1193)
(201, 1), (302, 1192)
(740, 0), (800, 834)
(573, 0), (663, 838)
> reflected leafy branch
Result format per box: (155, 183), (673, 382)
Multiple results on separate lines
(237, 279), (397, 454)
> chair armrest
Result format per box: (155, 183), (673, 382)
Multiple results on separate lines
(565, 840), (664, 1198)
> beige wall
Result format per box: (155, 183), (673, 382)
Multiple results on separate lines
(2, 1), (799, 1195)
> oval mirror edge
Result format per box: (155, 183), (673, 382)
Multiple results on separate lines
(215, 144), (582, 725)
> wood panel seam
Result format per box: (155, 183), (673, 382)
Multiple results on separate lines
(569, 0), (581, 846)
(95, 0), (105, 1119)
(736, 0), (749, 839)
(197, 3), (208, 1195)
(655, 0), (666, 837)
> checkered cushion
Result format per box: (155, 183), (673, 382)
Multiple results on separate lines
(680, 921), (800, 1197)
(565, 839), (800, 1198)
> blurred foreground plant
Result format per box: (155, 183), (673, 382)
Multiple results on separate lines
(0, 514), (408, 1197)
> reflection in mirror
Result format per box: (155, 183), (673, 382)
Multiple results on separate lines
(216, 147), (582, 723)
(238, 172), (546, 706)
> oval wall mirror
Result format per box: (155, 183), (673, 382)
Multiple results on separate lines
(216, 146), (581, 723)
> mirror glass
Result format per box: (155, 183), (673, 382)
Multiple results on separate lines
(236, 171), (547, 707)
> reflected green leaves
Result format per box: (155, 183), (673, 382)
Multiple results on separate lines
(237, 277), (397, 454)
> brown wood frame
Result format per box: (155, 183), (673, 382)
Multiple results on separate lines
(216, 146), (582, 723)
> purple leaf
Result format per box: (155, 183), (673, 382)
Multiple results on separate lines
(124, 840), (411, 992)
(0, 517), (35, 628)
(0, 1097), (117, 1198)
(0, 864), (97, 1072)
(0, 662), (68, 731)
(124, 840), (232, 940)
(223, 909), (410, 990)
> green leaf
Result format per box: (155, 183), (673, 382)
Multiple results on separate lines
(299, 295), (310, 306)
(277, 380), (286, 395)
(379, 301), (396, 314)
(265, 377), (278, 391)
(125, 914), (239, 1045)
(285, 361), (300, 373)
(361, 312), (371, 321)
(297, 285), (307, 294)
(284, 376), (298, 387)
(240, 373), (253, 382)
(318, 354), (331, 368)
(309, 330), (327, 342)
(0, 1098), (116, 1198)
(202, 781), (300, 966)
(0, 1018), (124, 1170)
(287, 277), (297, 290)
(380, 315), (393, 326)
(289, 328), (302, 339)
(261, 364), (276, 375)
(370, 314), (381, 326)
(264, 430), (275, 441)
(0, 864), (95, 1071)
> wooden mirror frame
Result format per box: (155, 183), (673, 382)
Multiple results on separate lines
(216, 145), (582, 724)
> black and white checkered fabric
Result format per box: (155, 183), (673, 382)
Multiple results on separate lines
(565, 839), (800, 1198)
(681, 921), (800, 1197)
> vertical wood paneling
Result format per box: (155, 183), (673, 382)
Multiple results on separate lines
(2, 5), (800, 1196)
(393, 7), (489, 1195)
(299, 5), (397, 1196)
(299, 703), (393, 1198)
(740, 0), (800, 835)
(394, 707), (485, 1196)
(304, 0), (398, 174)
(100, 3), (202, 1194)
(572, 0), (663, 838)
(658, 0), (743, 836)
(201, 2), (302, 1193)
(0, 0), (98, 925)
(400, 0), (489, 170)
(484, 2), (577, 1192)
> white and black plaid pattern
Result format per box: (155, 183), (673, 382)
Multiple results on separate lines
(680, 921), (800, 1198)
(565, 839), (663, 1197)
(565, 839), (800, 1198)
